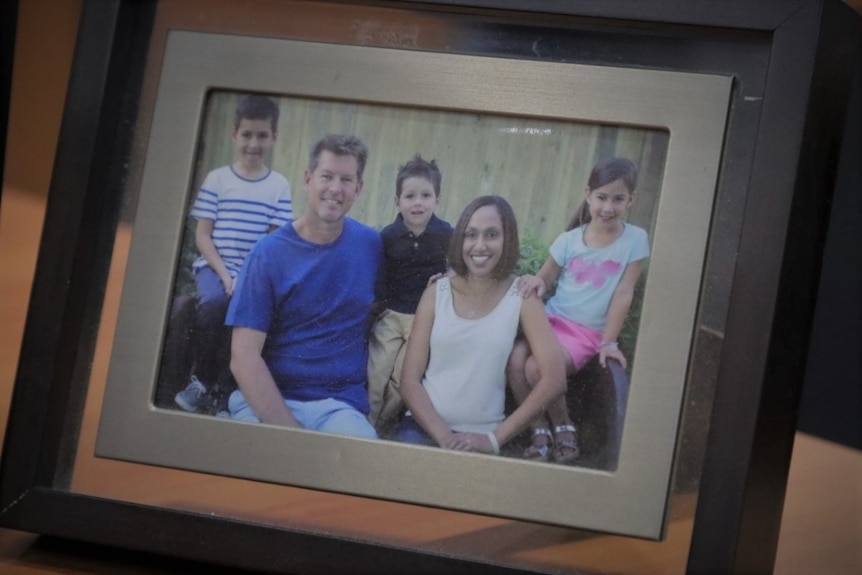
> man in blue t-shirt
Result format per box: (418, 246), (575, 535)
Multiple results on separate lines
(225, 134), (382, 439)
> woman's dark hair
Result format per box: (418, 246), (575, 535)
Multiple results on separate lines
(448, 195), (520, 280)
(566, 157), (638, 231)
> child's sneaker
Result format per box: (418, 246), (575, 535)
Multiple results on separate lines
(175, 375), (207, 412)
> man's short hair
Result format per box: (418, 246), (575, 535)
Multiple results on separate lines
(234, 94), (280, 133)
(308, 134), (369, 180)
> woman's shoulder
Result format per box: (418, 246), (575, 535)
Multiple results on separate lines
(427, 275), (452, 300)
(515, 278), (544, 314)
(501, 276), (523, 308)
(437, 275), (452, 290)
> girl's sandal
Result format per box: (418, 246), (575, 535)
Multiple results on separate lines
(551, 424), (580, 464)
(523, 428), (553, 462)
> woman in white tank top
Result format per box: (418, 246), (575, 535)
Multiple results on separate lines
(397, 196), (566, 455)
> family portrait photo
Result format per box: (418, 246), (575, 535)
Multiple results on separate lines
(93, 31), (731, 538)
(151, 88), (667, 471)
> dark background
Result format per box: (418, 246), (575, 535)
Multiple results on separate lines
(795, 46), (862, 450)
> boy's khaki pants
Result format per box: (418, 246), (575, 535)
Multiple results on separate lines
(366, 309), (414, 431)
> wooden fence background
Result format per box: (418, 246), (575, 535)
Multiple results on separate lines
(189, 91), (668, 246)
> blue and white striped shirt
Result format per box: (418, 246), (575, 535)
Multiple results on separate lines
(190, 165), (293, 277)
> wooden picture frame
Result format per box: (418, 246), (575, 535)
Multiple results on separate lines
(2, 0), (859, 572)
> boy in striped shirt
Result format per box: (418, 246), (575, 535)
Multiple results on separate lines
(175, 94), (293, 413)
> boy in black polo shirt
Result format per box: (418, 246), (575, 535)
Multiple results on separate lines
(367, 155), (453, 435)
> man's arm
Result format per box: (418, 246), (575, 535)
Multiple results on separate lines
(230, 326), (301, 427)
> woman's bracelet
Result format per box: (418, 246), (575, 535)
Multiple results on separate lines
(486, 431), (500, 454)
(600, 341), (618, 350)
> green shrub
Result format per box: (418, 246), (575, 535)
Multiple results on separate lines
(516, 235), (550, 277)
(174, 217), (198, 296)
(618, 261), (648, 363)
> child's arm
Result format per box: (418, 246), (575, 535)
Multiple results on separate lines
(516, 257), (562, 299)
(195, 218), (235, 296)
(599, 260), (644, 368)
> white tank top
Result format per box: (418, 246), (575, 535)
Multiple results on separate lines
(421, 277), (522, 433)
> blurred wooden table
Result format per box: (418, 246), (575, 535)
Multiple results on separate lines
(1, 186), (860, 573)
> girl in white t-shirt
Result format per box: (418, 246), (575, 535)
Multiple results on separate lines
(510, 157), (650, 463)
(397, 196), (566, 455)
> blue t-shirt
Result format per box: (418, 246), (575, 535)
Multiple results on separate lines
(226, 218), (383, 413)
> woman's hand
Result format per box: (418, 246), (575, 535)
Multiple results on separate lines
(516, 274), (547, 299)
(443, 431), (495, 453)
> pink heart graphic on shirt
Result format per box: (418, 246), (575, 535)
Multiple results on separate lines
(568, 257), (622, 288)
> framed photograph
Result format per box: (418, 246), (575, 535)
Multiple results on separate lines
(95, 28), (728, 539)
(3, 0), (859, 573)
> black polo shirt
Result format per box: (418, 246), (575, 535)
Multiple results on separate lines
(377, 213), (453, 314)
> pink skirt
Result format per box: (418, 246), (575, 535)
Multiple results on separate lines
(548, 315), (603, 369)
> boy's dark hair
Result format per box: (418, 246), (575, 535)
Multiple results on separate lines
(234, 94), (280, 133)
(567, 157), (638, 231)
(448, 195), (520, 281)
(308, 134), (369, 180)
(395, 154), (442, 197)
